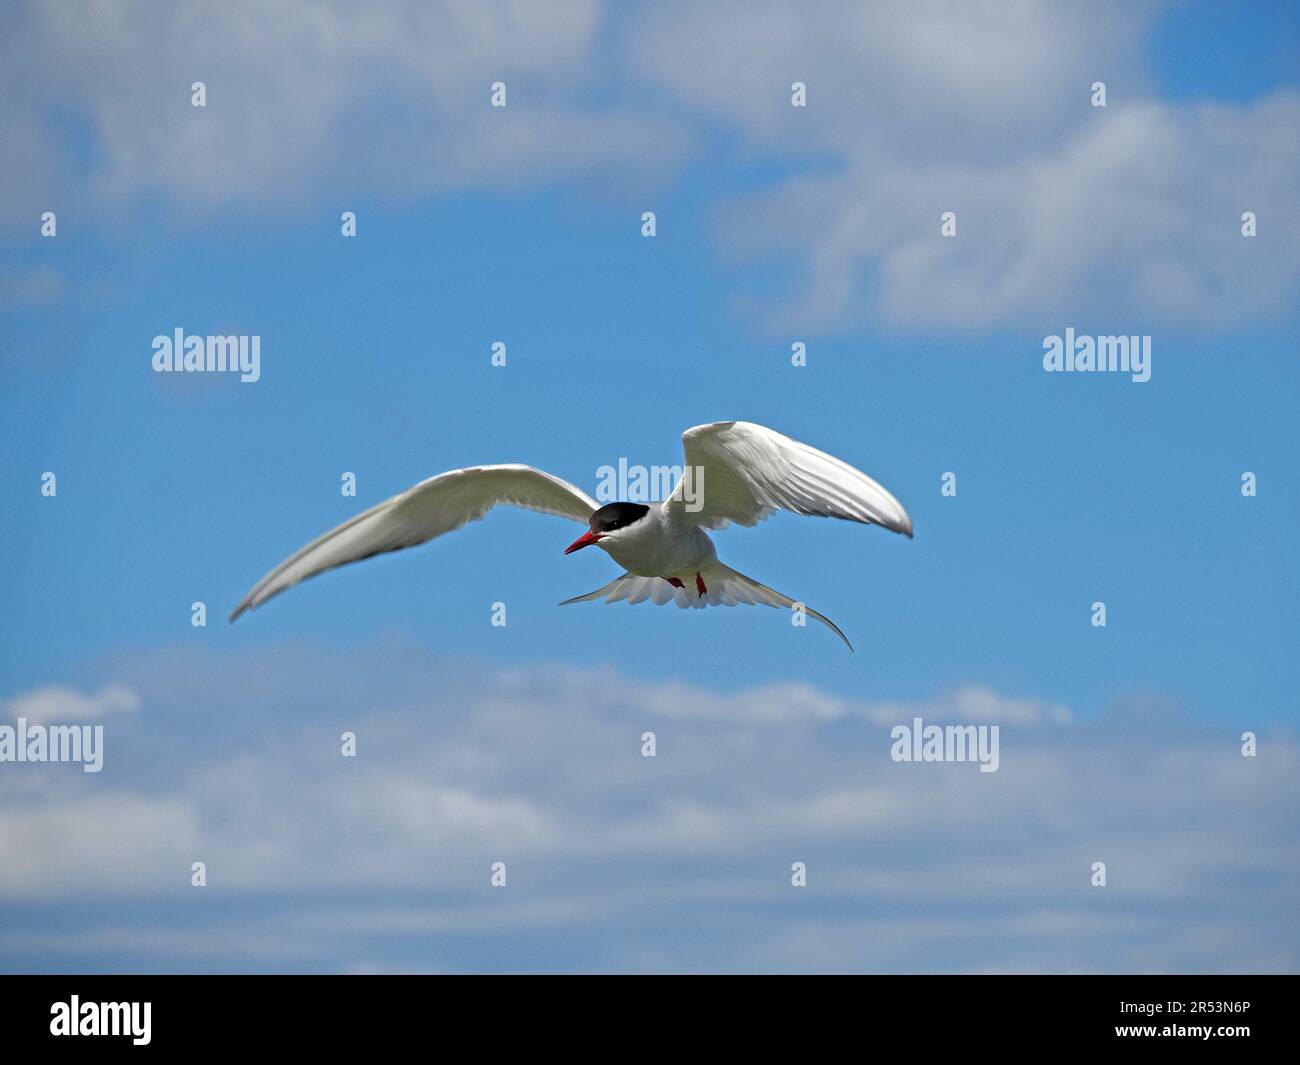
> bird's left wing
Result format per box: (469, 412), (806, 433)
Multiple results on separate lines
(230, 464), (597, 620)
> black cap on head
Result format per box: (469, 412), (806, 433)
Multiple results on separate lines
(590, 502), (649, 532)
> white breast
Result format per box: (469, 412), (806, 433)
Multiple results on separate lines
(600, 507), (715, 577)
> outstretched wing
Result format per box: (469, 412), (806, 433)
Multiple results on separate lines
(231, 464), (597, 620)
(663, 421), (912, 537)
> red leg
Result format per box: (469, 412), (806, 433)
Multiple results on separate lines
(695, 572), (707, 597)
(666, 577), (685, 589)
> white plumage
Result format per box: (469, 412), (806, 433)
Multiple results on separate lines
(230, 465), (596, 620)
(231, 421), (912, 649)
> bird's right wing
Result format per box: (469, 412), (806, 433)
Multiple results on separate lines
(231, 464), (597, 620)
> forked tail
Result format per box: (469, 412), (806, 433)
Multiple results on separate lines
(560, 561), (853, 651)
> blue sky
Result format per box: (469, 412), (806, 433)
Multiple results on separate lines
(1, 1), (1297, 973)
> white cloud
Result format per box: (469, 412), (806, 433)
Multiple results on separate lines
(714, 95), (1300, 332)
(630, 0), (1155, 159)
(0, 0), (687, 228)
(0, 650), (1292, 973)
(2, 682), (140, 724)
(3, 1), (1294, 332)
(634, 0), (1297, 331)
(0, 792), (195, 896)
(862, 684), (1072, 726)
(495, 666), (1070, 726)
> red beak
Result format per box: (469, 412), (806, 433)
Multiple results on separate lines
(564, 530), (603, 555)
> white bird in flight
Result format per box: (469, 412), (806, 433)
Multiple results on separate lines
(230, 421), (912, 649)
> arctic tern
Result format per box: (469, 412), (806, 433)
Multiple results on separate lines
(230, 421), (913, 649)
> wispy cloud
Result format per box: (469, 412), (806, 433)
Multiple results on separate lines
(0, 0), (686, 229)
(713, 95), (1300, 332)
(0, 646), (1292, 972)
(5, 1), (1294, 332)
(635, 0), (1298, 332)
(2, 682), (140, 725)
